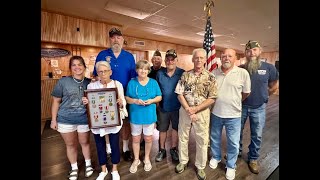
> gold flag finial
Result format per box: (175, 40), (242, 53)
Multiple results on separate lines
(204, 0), (215, 17)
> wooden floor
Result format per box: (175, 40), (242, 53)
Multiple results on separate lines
(41, 95), (279, 180)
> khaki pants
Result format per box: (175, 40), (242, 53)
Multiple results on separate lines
(178, 107), (210, 169)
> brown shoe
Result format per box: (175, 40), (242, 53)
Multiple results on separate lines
(248, 160), (259, 174)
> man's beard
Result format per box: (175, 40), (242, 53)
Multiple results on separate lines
(222, 62), (232, 69)
(111, 43), (122, 53)
(245, 56), (261, 75)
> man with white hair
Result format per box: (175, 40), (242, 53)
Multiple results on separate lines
(174, 48), (218, 180)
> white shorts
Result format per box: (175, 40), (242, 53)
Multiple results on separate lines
(130, 123), (155, 136)
(57, 123), (90, 133)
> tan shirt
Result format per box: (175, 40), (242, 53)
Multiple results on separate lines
(175, 69), (218, 106)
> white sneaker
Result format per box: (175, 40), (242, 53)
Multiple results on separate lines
(96, 171), (108, 180)
(209, 158), (221, 169)
(226, 168), (236, 180)
(111, 171), (120, 180)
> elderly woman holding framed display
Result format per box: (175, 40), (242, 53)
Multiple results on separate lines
(82, 61), (127, 180)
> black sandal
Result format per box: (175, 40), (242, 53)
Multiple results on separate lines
(68, 169), (78, 180)
(85, 165), (94, 177)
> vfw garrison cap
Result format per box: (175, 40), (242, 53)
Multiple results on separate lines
(245, 40), (261, 50)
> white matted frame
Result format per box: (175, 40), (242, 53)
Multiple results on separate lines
(84, 88), (121, 128)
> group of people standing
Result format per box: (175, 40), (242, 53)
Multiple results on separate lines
(50, 27), (278, 180)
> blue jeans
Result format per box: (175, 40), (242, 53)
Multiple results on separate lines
(239, 103), (266, 161)
(210, 114), (241, 169)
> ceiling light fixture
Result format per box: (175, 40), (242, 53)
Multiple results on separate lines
(104, 1), (151, 20)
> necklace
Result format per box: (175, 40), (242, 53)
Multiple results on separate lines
(72, 76), (85, 84)
(72, 76), (85, 95)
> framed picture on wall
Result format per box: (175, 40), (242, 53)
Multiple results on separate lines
(84, 88), (121, 128)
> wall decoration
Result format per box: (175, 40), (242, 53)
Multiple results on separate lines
(41, 48), (71, 58)
(50, 59), (59, 67)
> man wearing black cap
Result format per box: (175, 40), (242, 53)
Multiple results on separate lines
(148, 50), (165, 80)
(93, 27), (137, 162)
(239, 40), (279, 174)
(155, 49), (184, 162)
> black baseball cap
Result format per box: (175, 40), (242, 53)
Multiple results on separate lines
(165, 49), (177, 58)
(109, 27), (122, 37)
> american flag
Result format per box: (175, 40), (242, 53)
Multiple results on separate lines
(203, 16), (217, 72)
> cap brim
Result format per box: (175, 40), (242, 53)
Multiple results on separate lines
(109, 32), (122, 37)
(166, 55), (176, 58)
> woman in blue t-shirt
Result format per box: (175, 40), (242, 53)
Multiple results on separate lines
(50, 56), (93, 180)
(125, 60), (162, 173)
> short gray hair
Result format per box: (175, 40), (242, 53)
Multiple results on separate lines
(192, 48), (207, 58)
(95, 61), (111, 70)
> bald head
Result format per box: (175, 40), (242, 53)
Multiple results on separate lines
(221, 48), (237, 69)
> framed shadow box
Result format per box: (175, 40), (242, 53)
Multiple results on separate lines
(84, 88), (121, 128)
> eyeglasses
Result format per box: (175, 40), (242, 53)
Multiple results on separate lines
(136, 85), (149, 97)
(98, 70), (111, 75)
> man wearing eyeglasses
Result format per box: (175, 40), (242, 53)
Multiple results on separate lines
(93, 27), (137, 162)
(154, 49), (184, 162)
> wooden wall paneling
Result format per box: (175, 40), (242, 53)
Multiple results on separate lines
(41, 11), (51, 41)
(126, 50), (148, 63)
(79, 46), (105, 78)
(123, 36), (156, 51)
(77, 19), (93, 46)
(261, 51), (279, 65)
(42, 11), (63, 42)
(59, 15), (77, 44)
(41, 11), (77, 44)
(91, 21), (107, 47)
(143, 39), (157, 51)
(41, 79), (58, 121)
(176, 54), (193, 71)
(176, 45), (197, 54)
(157, 42), (176, 52)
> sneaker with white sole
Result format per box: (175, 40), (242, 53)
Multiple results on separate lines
(226, 168), (236, 180)
(96, 171), (108, 180)
(111, 171), (120, 180)
(209, 158), (221, 169)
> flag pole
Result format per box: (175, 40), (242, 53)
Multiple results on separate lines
(204, 1), (215, 71)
